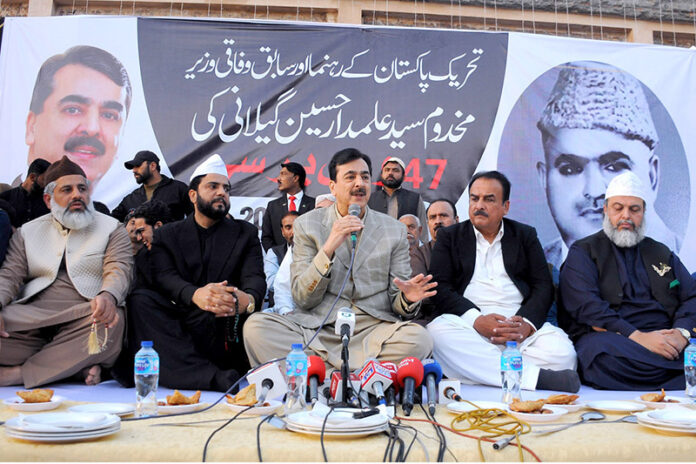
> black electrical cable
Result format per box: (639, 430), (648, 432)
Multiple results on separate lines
(201, 405), (253, 461)
(419, 403), (446, 462)
(393, 423), (418, 462)
(320, 406), (336, 462)
(256, 413), (276, 462)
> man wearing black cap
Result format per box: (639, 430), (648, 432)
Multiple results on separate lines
(261, 162), (315, 251)
(110, 150), (192, 222)
(0, 158), (51, 228)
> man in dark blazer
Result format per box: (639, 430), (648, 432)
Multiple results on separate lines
(427, 171), (579, 393)
(261, 162), (314, 251)
(124, 154), (265, 392)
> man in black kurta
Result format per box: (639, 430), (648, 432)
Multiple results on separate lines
(126, 155), (265, 391)
(559, 171), (696, 390)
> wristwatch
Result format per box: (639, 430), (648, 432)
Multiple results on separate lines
(245, 295), (255, 314)
(677, 328), (691, 341)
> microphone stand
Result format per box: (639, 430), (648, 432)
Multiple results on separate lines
(340, 328), (350, 407)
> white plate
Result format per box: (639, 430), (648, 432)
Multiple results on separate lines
(634, 396), (692, 409)
(646, 408), (696, 426)
(5, 412), (119, 433)
(548, 401), (585, 413)
(6, 423), (120, 443)
(634, 411), (696, 430)
(586, 400), (646, 413)
(225, 399), (282, 416)
(3, 395), (65, 412)
(507, 405), (568, 423)
(446, 401), (507, 414)
(286, 410), (388, 432)
(69, 403), (135, 417)
(286, 422), (389, 438)
(157, 401), (208, 414)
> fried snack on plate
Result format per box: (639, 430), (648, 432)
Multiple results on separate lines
(16, 388), (54, 403)
(545, 394), (579, 405)
(226, 384), (258, 406)
(509, 398), (546, 413)
(640, 388), (666, 402)
(166, 389), (201, 405)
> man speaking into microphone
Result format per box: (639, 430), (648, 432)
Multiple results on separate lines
(245, 148), (436, 370)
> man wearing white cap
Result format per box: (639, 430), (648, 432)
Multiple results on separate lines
(537, 61), (679, 270)
(125, 154), (266, 391)
(559, 171), (696, 390)
(368, 156), (429, 243)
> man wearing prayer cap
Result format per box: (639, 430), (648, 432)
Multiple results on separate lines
(536, 61), (679, 269)
(369, 156), (429, 243)
(0, 156), (133, 387)
(124, 154), (265, 392)
(558, 171), (696, 390)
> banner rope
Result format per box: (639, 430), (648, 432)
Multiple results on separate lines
(493, 0), (498, 30)
(589, 0), (594, 39)
(659, 0), (664, 44)
(521, 0), (526, 33)
(531, 0), (536, 34)
(632, 0), (638, 41)
(670, 0), (677, 46)
(565, 0), (571, 36)
(622, 0), (628, 42)
(598, 0), (603, 40)
(553, 0), (558, 35)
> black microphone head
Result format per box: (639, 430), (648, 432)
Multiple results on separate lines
(348, 203), (361, 217)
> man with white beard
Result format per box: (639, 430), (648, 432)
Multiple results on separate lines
(559, 171), (696, 390)
(0, 156), (133, 387)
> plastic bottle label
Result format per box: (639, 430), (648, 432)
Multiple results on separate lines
(501, 355), (523, 371)
(286, 358), (307, 377)
(686, 350), (696, 367)
(135, 357), (159, 375)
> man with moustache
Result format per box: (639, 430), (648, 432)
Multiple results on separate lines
(411, 199), (459, 277)
(126, 155), (265, 391)
(399, 214), (422, 254)
(369, 157), (428, 244)
(559, 172), (696, 390)
(428, 171), (578, 392)
(0, 156), (132, 387)
(23, 46), (132, 189)
(536, 62), (678, 269)
(261, 162), (315, 251)
(111, 150), (191, 222)
(0, 159), (51, 228)
(244, 148), (436, 371)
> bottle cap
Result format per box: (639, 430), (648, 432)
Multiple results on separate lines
(291, 343), (303, 350)
(506, 341), (517, 348)
(141, 341), (153, 347)
(690, 338), (696, 344)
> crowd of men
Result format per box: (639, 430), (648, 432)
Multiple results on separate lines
(0, 144), (693, 396)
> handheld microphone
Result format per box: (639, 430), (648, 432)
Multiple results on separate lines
(396, 357), (424, 417)
(358, 359), (393, 405)
(348, 203), (361, 246)
(422, 359), (443, 415)
(307, 356), (326, 405)
(381, 361), (399, 407)
(246, 362), (287, 403)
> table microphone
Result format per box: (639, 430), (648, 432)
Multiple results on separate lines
(307, 355), (326, 405)
(246, 361), (287, 403)
(396, 357), (424, 416)
(348, 203), (361, 245)
(358, 358), (393, 405)
(422, 359), (443, 415)
(381, 361), (398, 407)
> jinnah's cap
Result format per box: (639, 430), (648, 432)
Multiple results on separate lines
(190, 154), (228, 182)
(124, 150), (160, 169)
(43, 156), (86, 186)
(605, 171), (646, 202)
(537, 62), (658, 150)
(383, 156), (406, 171)
(315, 193), (336, 206)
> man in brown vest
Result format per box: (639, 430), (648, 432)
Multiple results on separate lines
(0, 156), (133, 387)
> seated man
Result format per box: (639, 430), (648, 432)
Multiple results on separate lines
(428, 171), (578, 392)
(559, 172), (696, 390)
(264, 211), (299, 302)
(0, 208), (11, 266)
(127, 154), (265, 392)
(398, 214), (422, 255)
(245, 148), (436, 370)
(0, 156), (132, 387)
(411, 199), (459, 277)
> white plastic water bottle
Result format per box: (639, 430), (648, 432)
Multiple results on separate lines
(501, 341), (522, 404)
(285, 343), (308, 414)
(134, 341), (159, 417)
(684, 338), (696, 398)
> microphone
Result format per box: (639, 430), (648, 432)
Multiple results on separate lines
(422, 359), (443, 415)
(329, 370), (361, 405)
(307, 355), (326, 405)
(396, 357), (424, 417)
(246, 362), (287, 404)
(335, 307), (355, 346)
(358, 359), (393, 405)
(348, 203), (361, 245)
(381, 361), (399, 408)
